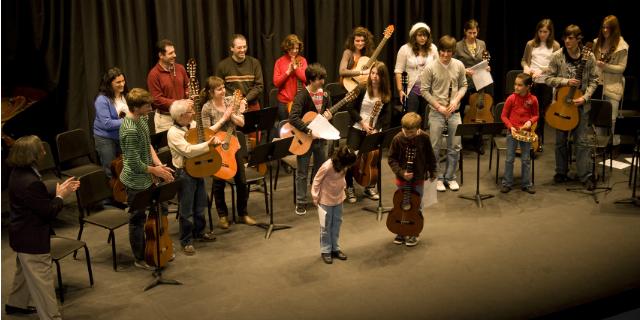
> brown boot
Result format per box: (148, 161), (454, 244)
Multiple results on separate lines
(241, 215), (256, 225)
(218, 216), (230, 229)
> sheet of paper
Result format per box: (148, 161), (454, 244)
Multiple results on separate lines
(624, 157), (633, 163)
(317, 205), (327, 228)
(469, 59), (493, 90)
(307, 114), (340, 140)
(598, 159), (631, 170)
(422, 179), (438, 208)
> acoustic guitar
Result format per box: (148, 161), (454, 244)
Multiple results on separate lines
(184, 58), (222, 178)
(545, 42), (593, 131)
(464, 50), (494, 124)
(213, 90), (243, 180)
(353, 100), (383, 187)
(280, 85), (361, 155)
(342, 25), (395, 91)
(109, 155), (127, 204)
(144, 202), (173, 268)
(386, 147), (424, 237)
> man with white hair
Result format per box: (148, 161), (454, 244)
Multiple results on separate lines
(167, 100), (219, 255)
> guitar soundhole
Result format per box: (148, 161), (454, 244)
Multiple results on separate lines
(402, 203), (411, 211)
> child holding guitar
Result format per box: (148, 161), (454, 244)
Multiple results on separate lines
(345, 61), (392, 203)
(167, 100), (218, 255)
(289, 63), (333, 216)
(544, 25), (598, 190)
(500, 73), (539, 194)
(201, 76), (258, 229)
(387, 112), (438, 247)
(311, 145), (357, 264)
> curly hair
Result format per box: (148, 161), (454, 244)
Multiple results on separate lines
(280, 34), (304, 54)
(344, 26), (374, 56)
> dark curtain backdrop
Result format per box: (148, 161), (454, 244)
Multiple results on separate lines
(1, 0), (634, 147)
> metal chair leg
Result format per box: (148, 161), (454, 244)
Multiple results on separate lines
(83, 245), (94, 286)
(110, 230), (117, 271)
(54, 260), (64, 303)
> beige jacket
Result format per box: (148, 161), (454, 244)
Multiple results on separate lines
(593, 37), (629, 101)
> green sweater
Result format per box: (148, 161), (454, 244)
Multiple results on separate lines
(119, 115), (153, 190)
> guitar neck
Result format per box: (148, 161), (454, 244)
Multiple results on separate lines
(329, 91), (354, 114)
(362, 37), (390, 70)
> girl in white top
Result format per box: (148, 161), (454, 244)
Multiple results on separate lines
(593, 15), (629, 145)
(521, 19), (560, 151)
(394, 22), (438, 121)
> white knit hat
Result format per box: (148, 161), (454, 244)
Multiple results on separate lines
(409, 22), (431, 37)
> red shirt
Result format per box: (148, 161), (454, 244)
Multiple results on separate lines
(501, 92), (539, 129)
(146, 62), (189, 114)
(273, 55), (307, 104)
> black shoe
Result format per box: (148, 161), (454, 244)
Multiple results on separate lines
(393, 235), (405, 245)
(584, 179), (595, 191)
(5, 304), (37, 315)
(522, 186), (536, 194)
(554, 173), (569, 183)
(295, 204), (307, 216)
(321, 253), (333, 264)
(500, 185), (512, 193)
(331, 250), (347, 260)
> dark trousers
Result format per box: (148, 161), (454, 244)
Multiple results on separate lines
(212, 152), (248, 217)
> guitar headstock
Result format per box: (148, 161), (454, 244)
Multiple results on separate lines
(187, 59), (197, 79)
(383, 25), (394, 39)
(582, 42), (593, 61)
(187, 58), (200, 102)
(406, 147), (416, 165)
(372, 100), (383, 117)
(233, 89), (245, 113)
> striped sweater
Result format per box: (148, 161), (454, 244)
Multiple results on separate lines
(119, 115), (153, 190)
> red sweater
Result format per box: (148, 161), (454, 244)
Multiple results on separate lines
(273, 55), (307, 104)
(147, 62), (189, 114)
(501, 92), (539, 129)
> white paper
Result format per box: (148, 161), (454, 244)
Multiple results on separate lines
(624, 157), (633, 163)
(599, 159), (631, 170)
(307, 114), (340, 140)
(317, 205), (327, 228)
(422, 180), (438, 208)
(469, 60), (493, 90)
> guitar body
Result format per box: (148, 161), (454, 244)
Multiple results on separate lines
(183, 127), (222, 178)
(343, 56), (371, 91)
(465, 92), (494, 123)
(353, 150), (379, 187)
(280, 111), (317, 155)
(213, 131), (240, 180)
(109, 156), (127, 204)
(144, 212), (173, 267)
(386, 188), (423, 237)
(545, 86), (581, 131)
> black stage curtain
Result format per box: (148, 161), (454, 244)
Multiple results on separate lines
(1, 0), (633, 145)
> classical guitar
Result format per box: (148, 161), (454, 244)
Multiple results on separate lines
(343, 25), (395, 91)
(109, 155), (127, 204)
(386, 147), (424, 237)
(144, 203), (173, 268)
(280, 85), (361, 155)
(464, 50), (494, 124)
(545, 42), (593, 131)
(184, 58), (222, 178)
(213, 90), (243, 180)
(353, 100), (383, 187)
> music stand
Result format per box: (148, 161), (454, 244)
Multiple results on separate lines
(455, 122), (504, 207)
(613, 115), (640, 207)
(240, 107), (279, 143)
(130, 182), (182, 291)
(363, 126), (401, 221)
(250, 137), (294, 238)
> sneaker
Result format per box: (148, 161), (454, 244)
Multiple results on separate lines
(345, 187), (357, 203)
(447, 180), (460, 191)
(134, 260), (154, 271)
(197, 231), (216, 242)
(405, 236), (419, 247)
(331, 250), (348, 260)
(295, 204), (307, 216)
(522, 186), (536, 194)
(554, 173), (569, 183)
(436, 180), (446, 192)
(182, 244), (196, 256)
(393, 235), (405, 245)
(217, 216), (230, 229)
(364, 187), (380, 200)
(500, 185), (512, 193)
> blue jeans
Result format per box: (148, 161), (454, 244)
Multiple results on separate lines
(428, 112), (461, 182)
(94, 135), (120, 179)
(555, 105), (592, 183)
(319, 204), (343, 253)
(176, 169), (207, 247)
(296, 140), (327, 205)
(502, 134), (532, 188)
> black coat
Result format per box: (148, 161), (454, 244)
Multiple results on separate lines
(8, 167), (63, 254)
